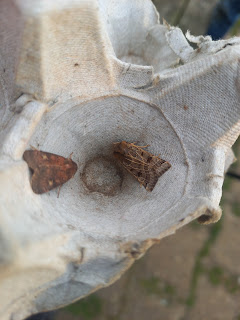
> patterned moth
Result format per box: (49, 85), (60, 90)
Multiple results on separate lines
(23, 149), (78, 195)
(113, 141), (171, 191)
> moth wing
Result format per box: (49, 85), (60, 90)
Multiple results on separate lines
(121, 160), (143, 181)
(126, 145), (162, 169)
(117, 156), (150, 187)
(127, 144), (147, 162)
(31, 164), (77, 194)
(23, 150), (41, 169)
(23, 150), (73, 169)
(144, 170), (159, 192)
(121, 161), (157, 191)
(119, 155), (171, 192)
(113, 142), (171, 192)
(151, 157), (171, 177)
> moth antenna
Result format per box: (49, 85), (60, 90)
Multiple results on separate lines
(57, 185), (62, 198)
(68, 152), (73, 160)
(124, 156), (147, 166)
(131, 143), (150, 149)
(30, 145), (39, 151)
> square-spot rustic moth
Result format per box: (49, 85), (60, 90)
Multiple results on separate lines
(23, 150), (78, 194)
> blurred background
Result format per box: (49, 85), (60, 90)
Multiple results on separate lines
(32, 1), (240, 319)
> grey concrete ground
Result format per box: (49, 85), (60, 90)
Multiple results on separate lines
(55, 1), (240, 320)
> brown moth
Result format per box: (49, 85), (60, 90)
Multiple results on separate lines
(23, 150), (78, 195)
(113, 141), (171, 191)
